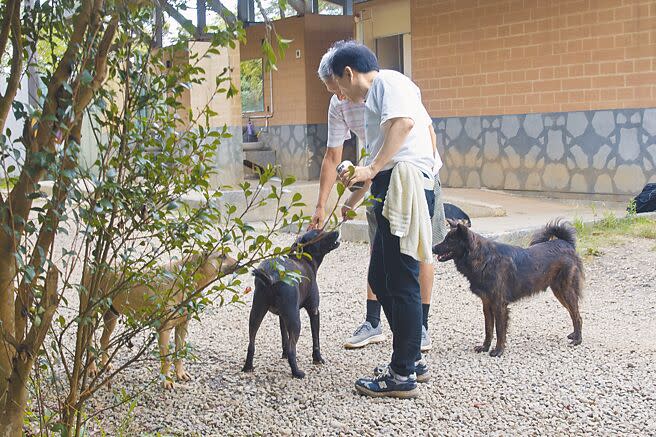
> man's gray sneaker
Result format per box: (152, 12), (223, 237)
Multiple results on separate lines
(421, 325), (432, 352)
(344, 321), (385, 349)
(374, 359), (430, 383)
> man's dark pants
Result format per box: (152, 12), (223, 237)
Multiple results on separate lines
(367, 168), (435, 377)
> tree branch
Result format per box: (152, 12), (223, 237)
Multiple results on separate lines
(0, 0), (23, 136)
(287, 0), (306, 15)
(4, 0), (94, 249)
(75, 16), (119, 113)
(0, 0), (18, 66)
(206, 0), (237, 25)
(157, 0), (197, 35)
(14, 119), (83, 344)
(22, 266), (59, 360)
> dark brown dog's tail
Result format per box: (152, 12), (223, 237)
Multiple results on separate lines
(529, 219), (577, 248)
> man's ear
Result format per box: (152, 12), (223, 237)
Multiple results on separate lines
(343, 66), (353, 82)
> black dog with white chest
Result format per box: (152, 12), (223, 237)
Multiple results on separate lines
(242, 229), (340, 378)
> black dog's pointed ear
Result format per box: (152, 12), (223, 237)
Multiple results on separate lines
(456, 222), (469, 235)
(446, 218), (458, 229)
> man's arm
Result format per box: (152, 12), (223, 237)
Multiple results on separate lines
(429, 124), (437, 157)
(369, 117), (414, 174)
(342, 117), (414, 185)
(309, 146), (342, 229)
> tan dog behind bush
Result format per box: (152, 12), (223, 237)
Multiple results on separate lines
(85, 252), (237, 389)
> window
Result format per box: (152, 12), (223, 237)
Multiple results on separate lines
(240, 58), (265, 113)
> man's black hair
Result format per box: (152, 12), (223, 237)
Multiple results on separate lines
(328, 40), (379, 78)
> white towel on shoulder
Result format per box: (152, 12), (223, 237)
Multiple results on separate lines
(382, 162), (433, 263)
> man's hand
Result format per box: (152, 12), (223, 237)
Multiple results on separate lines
(338, 164), (376, 189)
(308, 206), (325, 230)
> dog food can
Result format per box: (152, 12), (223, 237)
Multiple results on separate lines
(337, 160), (365, 192)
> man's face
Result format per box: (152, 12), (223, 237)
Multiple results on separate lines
(323, 77), (346, 101)
(334, 67), (365, 103)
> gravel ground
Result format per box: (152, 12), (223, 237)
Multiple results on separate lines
(88, 235), (656, 436)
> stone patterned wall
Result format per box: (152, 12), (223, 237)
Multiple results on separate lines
(263, 124), (329, 180)
(435, 108), (656, 195)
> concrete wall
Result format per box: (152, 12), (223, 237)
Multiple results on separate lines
(170, 41), (244, 187)
(435, 108), (656, 195)
(354, 0), (411, 49)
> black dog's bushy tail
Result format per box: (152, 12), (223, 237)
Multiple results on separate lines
(529, 219), (577, 248)
(252, 268), (274, 288)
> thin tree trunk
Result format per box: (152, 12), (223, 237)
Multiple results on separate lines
(0, 267), (58, 437)
(0, 1), (22, 129)
(0, 278), (16, 404)
(0, 356), (32, 437)
(0, 0), (22, 404)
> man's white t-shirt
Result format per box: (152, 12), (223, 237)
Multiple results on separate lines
(364, 70), (442, 177)
(326, 95), (366, 148)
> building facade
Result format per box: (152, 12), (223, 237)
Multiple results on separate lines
(356, 0), (656, 195)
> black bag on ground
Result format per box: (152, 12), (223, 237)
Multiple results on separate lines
(629, 183), (656, 213)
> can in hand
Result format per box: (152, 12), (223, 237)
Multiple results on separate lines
(336, 160), (365, 192)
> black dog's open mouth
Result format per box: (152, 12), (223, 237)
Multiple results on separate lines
(436, 252), (453, 261)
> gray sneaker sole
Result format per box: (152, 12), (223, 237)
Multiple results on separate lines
(355, 384), (419, 399)
(344, 333), (386, 349)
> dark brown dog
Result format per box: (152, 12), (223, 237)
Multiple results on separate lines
(242, 229), (340, 378)
(432, 219), (584, 357)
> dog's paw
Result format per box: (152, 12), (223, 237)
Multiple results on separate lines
(87, 363), (99, 378)
(161, 379), (174, 390)
(313, 357), (325, 365)
(474, 344), (490, 353)
(281, 352), (288, 359)
(489, 348), (504, 357)
(176, 369), (191, 382)
(242, 365), (254, 373)
(568, 331), (582, 346)
(292, 370), (305, 379)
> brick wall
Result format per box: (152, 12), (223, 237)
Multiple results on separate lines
(305, 15), (355, 124)
(242, 18), (308, 126)
(242, 15), (353, 127)
(412, 0), (656, 118)
(241, 16), (354, 179)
